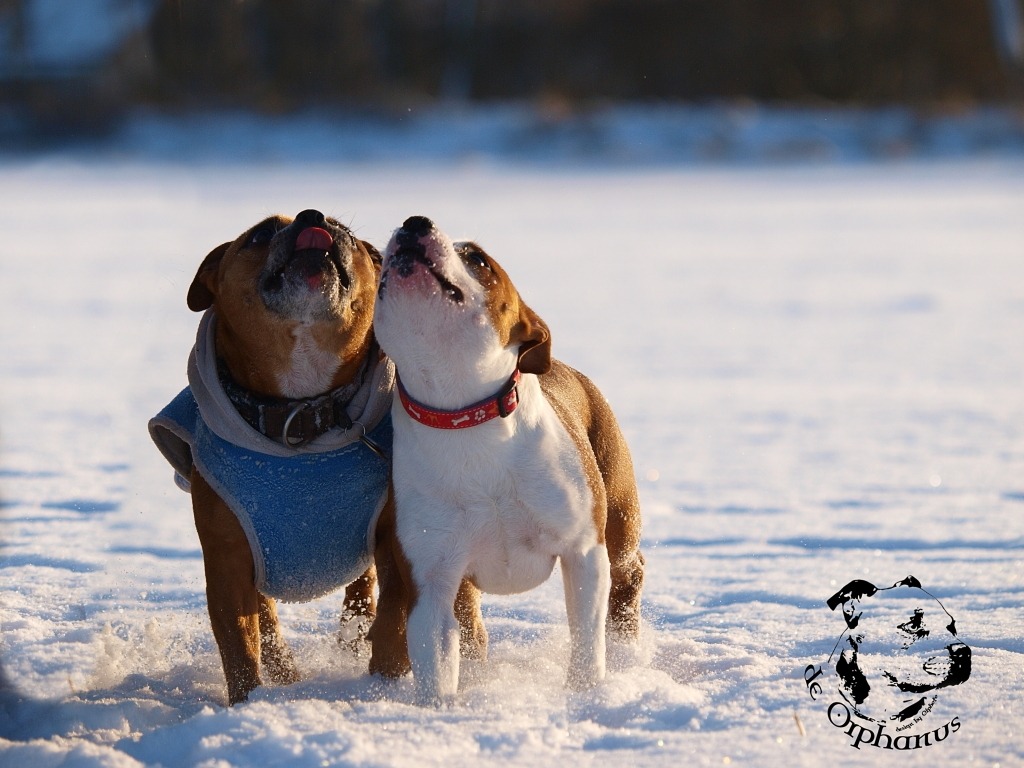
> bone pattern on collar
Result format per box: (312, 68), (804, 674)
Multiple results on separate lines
(396, 370), (521, 429)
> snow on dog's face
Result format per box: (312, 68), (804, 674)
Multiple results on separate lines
(375, 216), (549, 401)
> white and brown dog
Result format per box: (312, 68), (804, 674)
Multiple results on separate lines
(370, 216), (644, 703)
(150, 210), (395, 705)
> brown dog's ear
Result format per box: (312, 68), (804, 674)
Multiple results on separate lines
(514, 303), (552, 375)
(187, 243), (229, 312)
(360, 240), (383, 268)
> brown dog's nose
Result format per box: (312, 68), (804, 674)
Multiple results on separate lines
(402, 216), (434, 236)
(295, 209), (327, 228)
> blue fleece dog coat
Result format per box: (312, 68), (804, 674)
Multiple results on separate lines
(150, 388), (391, 602)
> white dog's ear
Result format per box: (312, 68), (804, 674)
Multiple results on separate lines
(514, 303), (551, 375)
(187, 242), (229, 312)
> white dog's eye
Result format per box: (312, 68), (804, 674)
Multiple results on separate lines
(459, 248), (491, 272)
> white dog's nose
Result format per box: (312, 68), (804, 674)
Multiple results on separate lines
(402, 215), (435, 235)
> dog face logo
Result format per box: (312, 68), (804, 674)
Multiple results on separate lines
(827, 576), (971, 724)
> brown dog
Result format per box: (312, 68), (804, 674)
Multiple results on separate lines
(150, 209), (395, 705)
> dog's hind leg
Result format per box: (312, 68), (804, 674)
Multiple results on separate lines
(607, 546), (645, 639)
(454, 578), (487, 661)
(591, 407), (644, 640)
(605, 489), (644, 639)
(343, 566), (377, 618)
(557, 368), (644, 641)
(338, 566), (377, 652)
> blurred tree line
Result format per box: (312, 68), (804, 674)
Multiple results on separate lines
(1, 0), (1020, 134)
(145, 0), (1018, 107)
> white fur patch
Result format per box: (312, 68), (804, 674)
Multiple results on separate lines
(276, 325), (341, 399)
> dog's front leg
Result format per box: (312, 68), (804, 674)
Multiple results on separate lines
(560, 544), (611, 689)
(191, 471), (265, 705)
(407, 571), (463, 705)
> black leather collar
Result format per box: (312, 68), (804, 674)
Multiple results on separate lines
(217, 354), (369, 448)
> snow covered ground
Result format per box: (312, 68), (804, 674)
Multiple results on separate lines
(0, 146), (1022, 766)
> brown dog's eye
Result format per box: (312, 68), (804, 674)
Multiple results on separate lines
(250, 227), (275, 246)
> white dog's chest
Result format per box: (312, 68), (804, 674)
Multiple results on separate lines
(461, 498), (563, 594)
(393, 402), (598, 596)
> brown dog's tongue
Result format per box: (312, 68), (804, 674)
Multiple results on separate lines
(295, 227), (333, 252)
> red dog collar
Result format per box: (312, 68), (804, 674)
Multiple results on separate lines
(397, 370), (521, 429)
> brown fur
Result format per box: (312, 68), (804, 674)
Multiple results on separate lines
(189, 215), (378, 399)
(540, 363), (645, 636)
(186, 213), (387, 704)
